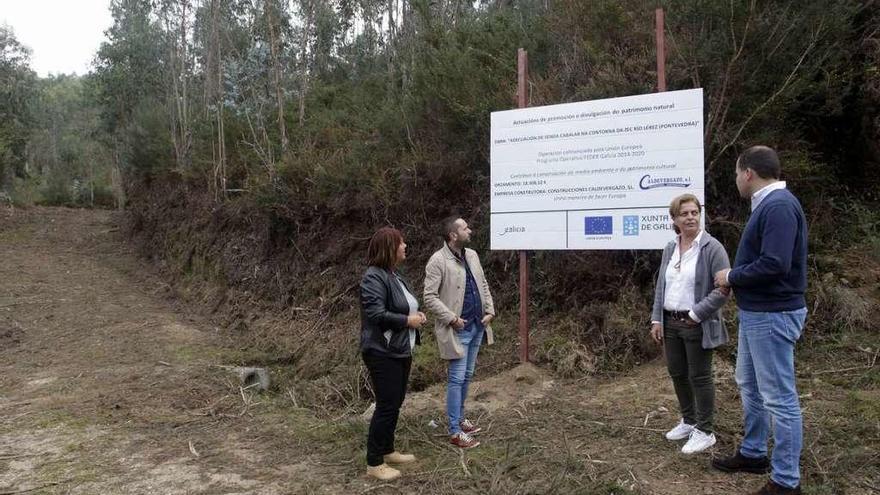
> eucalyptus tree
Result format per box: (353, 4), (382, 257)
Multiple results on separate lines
(0, 25), (37, 194)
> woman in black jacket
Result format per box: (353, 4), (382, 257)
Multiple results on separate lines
(360, 227), (426, 481)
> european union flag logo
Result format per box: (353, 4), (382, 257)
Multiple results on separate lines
(584, 216), (613, 235)
(623, 215), (640, 236)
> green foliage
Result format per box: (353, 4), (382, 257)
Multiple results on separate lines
(0, 25), (37, 191)
(34, 1), (880, 376)
(0, 1), (873, 401)
(25, 75), (117, 207)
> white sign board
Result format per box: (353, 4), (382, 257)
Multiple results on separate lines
(490, 88), (704, 250)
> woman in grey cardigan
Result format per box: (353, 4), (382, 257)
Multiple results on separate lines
(651, 194), (731, 455)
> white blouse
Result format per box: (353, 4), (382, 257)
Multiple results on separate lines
(663, 230), (703, 322)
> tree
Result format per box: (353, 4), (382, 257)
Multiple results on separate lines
(0, 25), (37, 193)
(93, 0), (166, 179)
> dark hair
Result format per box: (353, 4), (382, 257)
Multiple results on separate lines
(440, 215), (461, 242)
(367, 227), (403, 269)
(737, 146), (781, 180)
(669, 194), (702, 234)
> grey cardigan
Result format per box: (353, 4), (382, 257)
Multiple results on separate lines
(651, 231), (731, 349)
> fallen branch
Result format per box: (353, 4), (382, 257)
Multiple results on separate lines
(812, 364), (876, 375)
(0, 411), (35, 424)
(287, 387), (299, 408)
(0, 453), (41, 460)
(407, 466), (459, 477)
(0, 479), (72, 494)
(188, 440), (200, 458)
(585, 420), (665, 432)
(458, 448), (471, 477)
(360, 483), (402, 494)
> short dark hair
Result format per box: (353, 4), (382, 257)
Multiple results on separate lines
(367, 227), (403, 269)
(737, 146), (781, 180)
(441, 215), (461, 242)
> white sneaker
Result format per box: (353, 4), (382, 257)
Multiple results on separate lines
(681, 429), (716, 454)
(665, 419), (695, 441)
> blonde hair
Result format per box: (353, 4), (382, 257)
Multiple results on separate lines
(669, 194), (702, 234)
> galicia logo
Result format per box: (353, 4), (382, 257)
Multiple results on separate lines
(623, 216), (639, 236)
(499, 226), (525, 236)
(639, 174), (692, 190)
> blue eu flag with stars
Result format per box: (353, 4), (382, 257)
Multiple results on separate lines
(584, 216), (613, 235)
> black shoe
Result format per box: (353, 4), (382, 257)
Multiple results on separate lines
(750, 480), (801, 495)
(711, 451), (771, 474)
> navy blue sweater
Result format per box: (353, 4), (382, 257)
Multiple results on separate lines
(729, 189), (808, 311)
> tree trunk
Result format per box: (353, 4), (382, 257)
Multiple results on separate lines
(298, 0), (313, 127)
(165, 0), (192, 171)
(111, 136), (126, 210)
(387, 0), (396, 96)
(178, 0), (191, 169)
(266, 0), (288, 153)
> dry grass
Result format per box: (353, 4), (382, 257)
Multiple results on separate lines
(3, 208), (876, 494)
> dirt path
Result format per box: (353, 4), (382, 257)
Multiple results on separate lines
(1, 207), (874, 494)
(0, 208), (356, 494)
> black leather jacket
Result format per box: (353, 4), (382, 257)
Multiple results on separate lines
(359, 266), (421, 358)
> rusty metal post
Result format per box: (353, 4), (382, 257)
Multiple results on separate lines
(655, 8), (667, 92)
(516, 48), (530, 363)
(656, 8), (668, 364)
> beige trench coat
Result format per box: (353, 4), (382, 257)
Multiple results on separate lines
(423, 243), (495, 360)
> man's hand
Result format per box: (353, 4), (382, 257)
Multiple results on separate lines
(714, 269), (731, 288)
(650, 322), (663, 344)
(481, 314), (494, 326)
(451, 317), (467, 330)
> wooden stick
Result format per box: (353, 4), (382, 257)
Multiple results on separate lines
(359, 483), (402, 494)
(188, 440), (200, 458)
(0, 479), (71, 494)
(458, 448), (471, 477)
(812, 364), (875, 375)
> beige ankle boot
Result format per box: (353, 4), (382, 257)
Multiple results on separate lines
(366, 463), (401, 481)
(384, 451), (416, 464)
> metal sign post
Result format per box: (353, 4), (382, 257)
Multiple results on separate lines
(516, 48), (530, 363)
(656, 8), (667, 93)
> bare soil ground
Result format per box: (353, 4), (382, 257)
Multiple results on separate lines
(1, 207), (876, 494)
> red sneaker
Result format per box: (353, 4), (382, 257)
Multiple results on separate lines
(450, 432), (480, 449)
(460, 418), (482, 435)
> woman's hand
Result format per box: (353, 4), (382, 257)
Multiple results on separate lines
(407, 311), (427, 329)
(650, 322), (663, 344)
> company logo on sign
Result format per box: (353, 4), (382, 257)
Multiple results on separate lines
(584, 216), (613, 235)
(623, 216), (640, 236)
(639, 174), (692, 190)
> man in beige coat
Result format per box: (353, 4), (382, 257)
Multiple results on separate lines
(424, 216), (495, 449)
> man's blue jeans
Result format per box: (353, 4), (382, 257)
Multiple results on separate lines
(735, 308), (807, 489)
(447, 321), (483, 435)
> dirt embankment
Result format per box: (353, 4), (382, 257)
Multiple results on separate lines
(123, 177), (659, 392)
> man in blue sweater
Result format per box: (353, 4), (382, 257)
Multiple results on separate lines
(712, 146), (808, 495)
